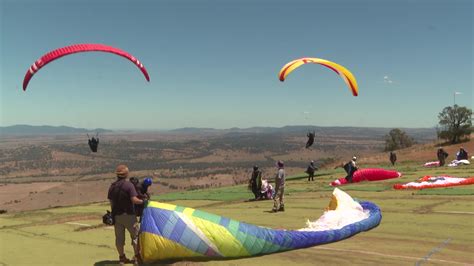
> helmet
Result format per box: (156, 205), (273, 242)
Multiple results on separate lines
(143, 177), (153, 187)
(277, 160), (284, 168)
(115, 164), (129, 178)
(352, 156), (357, 161)
(253, 165), (259, 171)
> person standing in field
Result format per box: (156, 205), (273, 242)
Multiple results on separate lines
(389, 151), (397, 166)
(249, 165), (263, 200)
(306, 160), (318, 181)
(108, 164), (145, 265)
(437, 148), (449, 166)
(272, 160), (286, 212)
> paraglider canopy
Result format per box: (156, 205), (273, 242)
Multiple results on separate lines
(279, 57), (359, 96)
(22, 43), (150, 91)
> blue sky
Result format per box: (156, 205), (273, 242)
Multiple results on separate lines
(1, 0), (472, 130)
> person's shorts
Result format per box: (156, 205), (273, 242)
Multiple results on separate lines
(114, 213), (138, 246)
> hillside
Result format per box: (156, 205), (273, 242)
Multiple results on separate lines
(357, 135), (474, 167)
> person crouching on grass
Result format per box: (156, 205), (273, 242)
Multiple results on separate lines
(108, 164), (146, 265)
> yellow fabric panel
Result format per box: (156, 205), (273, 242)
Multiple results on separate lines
(279, 59), (304, 80)
(147, 201), (176, 211)
(188, 216), (250, 257)
(140, 232), (203, 262)
(183, 207), (195, 216)
(326, 194), (338, 211)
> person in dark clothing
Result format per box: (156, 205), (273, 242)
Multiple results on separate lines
(305, 131), (316, 149)
(437, 148), (449, 166)
(107, 164), (145, 264)
(249, 166), (262, 200)
(344, 156), (358, 183)
(88, 134), (99, 152)
(456, 147), (468, 160)
(306, 160), (318, 181)
(389, 151), (397, 166)
(130, 177), (153, 219)
(140, 177), (153, 196)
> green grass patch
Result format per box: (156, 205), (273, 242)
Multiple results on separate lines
(416, 187), (474, 196)
(154, 184), (251, 201)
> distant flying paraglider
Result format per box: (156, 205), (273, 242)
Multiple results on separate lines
(22, 43), (150, 90)
(278, 57), (358, 96)
(87, 133), (99, 153)
(306, 130), (316, 149)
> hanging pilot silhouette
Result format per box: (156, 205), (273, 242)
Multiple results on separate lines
(305, 130), (316, 149)
(87, 133), (99, 153)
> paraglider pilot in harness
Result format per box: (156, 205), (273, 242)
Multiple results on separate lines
(88, 133), (99, 153)
(129, 177), (153, 220)
(344, 156), (358, 183)
(306, 130), (316, 149)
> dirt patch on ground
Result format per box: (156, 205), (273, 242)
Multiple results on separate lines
(413, 200), (453, 214)
(0, 180), (171, 213)
(0, 182), (63, 207)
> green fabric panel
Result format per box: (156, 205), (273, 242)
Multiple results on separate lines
(192, 209), (221, 224)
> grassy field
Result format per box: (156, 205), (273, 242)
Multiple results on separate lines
(0, 162), (473, 265)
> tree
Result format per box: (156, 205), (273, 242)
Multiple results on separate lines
(384, 128), (415, 151)
(437, 105), (472, 144)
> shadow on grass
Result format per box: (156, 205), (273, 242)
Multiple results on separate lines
(94, 260), (121, 266)
(96, 252), (287, 266)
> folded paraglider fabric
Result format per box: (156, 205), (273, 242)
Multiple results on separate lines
(448, 159), (470, 167)
(393, 176), (474, 189)
(139, 188), (381, 262)
(330, 168), (401, 186)
(423, 161), (440, 167)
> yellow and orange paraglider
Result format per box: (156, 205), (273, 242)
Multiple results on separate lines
(278, 58), (358, 96)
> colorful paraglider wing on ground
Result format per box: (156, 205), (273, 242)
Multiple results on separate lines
(278, 57), (359, 96)
(331, 168), (401, 186)
(139, 188), (381, 262)
(423, 161), (440, 167)
(22, 43), (150, 90)
(393, 176), (474, 190)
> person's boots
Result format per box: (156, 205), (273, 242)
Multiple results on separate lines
(272, 206), (278, 212)
(119, 254), (133, 265)
(278, 205), (285, 212)
(134, 253), (143, 265)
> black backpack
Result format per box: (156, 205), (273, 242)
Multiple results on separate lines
(102, 210), (114, 225)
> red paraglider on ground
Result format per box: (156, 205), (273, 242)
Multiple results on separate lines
(22, 43), (150, 90)
(330, 168), (401, 186)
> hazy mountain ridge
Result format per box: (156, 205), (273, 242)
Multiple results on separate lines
(0, 125), (112, 135)
(1, 124), (437, 141)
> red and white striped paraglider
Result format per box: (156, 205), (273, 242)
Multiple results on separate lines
(22, 43), (150, 90)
